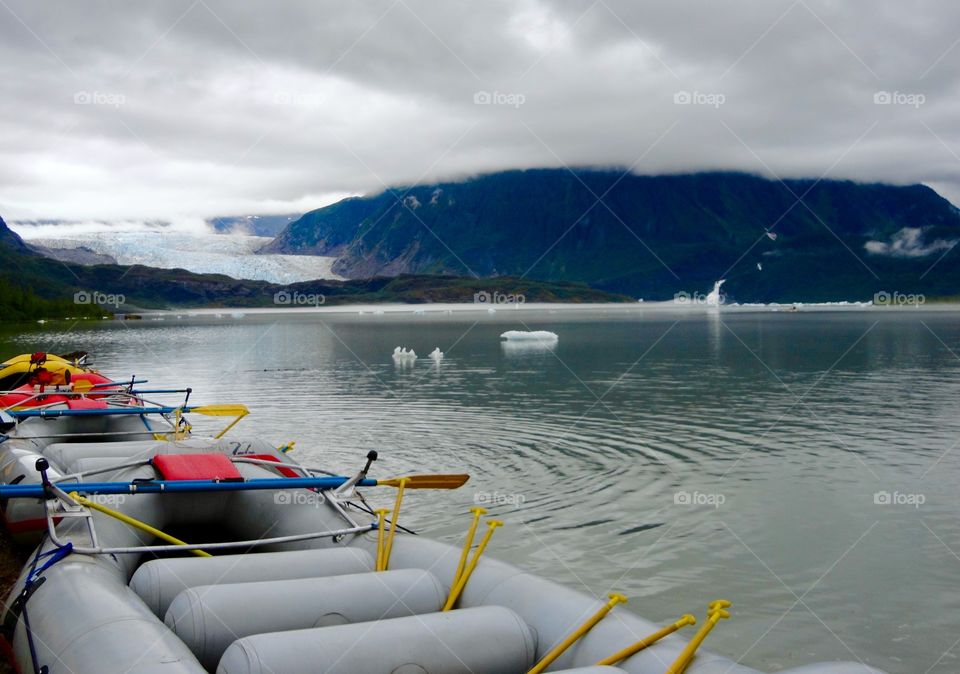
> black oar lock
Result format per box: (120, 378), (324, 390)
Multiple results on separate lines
(35, 458), (52, 497)
(362, 450), (378, 477)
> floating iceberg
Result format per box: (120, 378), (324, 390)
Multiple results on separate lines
(392, 347), (417, 370)
(428, 348), (444, 363)
(500, 330), (558, 342)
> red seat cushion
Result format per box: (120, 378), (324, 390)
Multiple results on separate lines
(152, 453), (242, 481)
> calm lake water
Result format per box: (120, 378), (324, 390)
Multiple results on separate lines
(3, 306), (959, 674)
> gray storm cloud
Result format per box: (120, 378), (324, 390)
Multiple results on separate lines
(1, 0), (959, 224)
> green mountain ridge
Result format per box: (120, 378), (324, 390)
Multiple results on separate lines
(262, 169), (960, 301)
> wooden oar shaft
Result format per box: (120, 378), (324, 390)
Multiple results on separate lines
(377, 474), (469, 489)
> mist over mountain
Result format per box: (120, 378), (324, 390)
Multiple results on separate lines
(208, 214), (299, 237)
(262, 169), (960, 302)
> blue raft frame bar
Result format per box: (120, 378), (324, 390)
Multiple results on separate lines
(10, 406), (200, 419)
(0, 475), (377, 499)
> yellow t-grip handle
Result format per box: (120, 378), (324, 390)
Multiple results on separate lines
(595, 613), (696, 666)
(666, 600), (732, 674)
(708, 599), (731, 614)
(443, 519), (503, 611)
(528, 593), (628, 674)
(374, 508), (390, 571)
(453, 507), (487, 585)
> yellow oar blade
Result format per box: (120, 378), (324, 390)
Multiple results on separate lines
(180, 404), (249, 439)
(191, 404), (250, 417)
(377, 474), (470, 489)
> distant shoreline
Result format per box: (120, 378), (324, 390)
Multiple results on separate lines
(109, 300), (960, 319)
(11, 300), (960, 329)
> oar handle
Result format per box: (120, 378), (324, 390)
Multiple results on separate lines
(666, 600), (732, 674)
(375, 508), (390, 572)
(453, 508), (487, 585)
(443, 520), (503, 611)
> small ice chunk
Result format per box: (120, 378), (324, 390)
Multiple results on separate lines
(429, 348), (444, 362)
(392, 347), (417, 361)
(500, 330), (559, 342)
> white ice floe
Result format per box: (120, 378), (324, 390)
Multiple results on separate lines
(500, 332), (558, 355)
(730, 301), (872, 309)
(428, 348), (444, 362)
(392, 347), (418, 361)
(500, 330), (559, 342)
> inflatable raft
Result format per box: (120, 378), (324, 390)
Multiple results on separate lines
(0, 353), (886, 674)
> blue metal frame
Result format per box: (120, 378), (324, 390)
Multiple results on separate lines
(0, 475), (378, 498)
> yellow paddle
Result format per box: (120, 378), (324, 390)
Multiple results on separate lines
(165, 404), (250, 439)
(375, 474), (470, 489)
(189, 404), (250, 416)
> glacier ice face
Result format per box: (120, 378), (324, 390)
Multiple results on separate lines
(17, 231), (342, 284)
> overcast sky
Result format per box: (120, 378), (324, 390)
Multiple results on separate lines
(2, 0), (959, 227)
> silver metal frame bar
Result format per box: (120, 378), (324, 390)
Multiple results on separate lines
(48, 522), (373, 555)
(39, 471), (373, 557)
